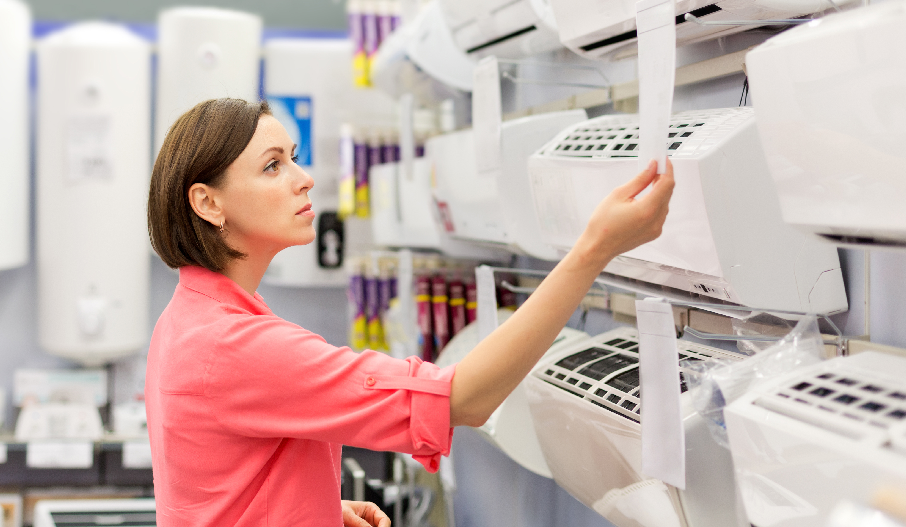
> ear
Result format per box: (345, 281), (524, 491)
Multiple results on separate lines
(187, 183), (223, 228)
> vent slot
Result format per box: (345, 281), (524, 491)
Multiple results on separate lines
(466, 25), (537, 54)
(578, 4), (722, 53)
(675, 4), (722, 25)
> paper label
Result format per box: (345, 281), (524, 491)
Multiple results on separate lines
(399, 93), (415, 181)
(472, 57), (503, 174)
(67, 113), (113, 182)
(636, 297), (685, 489)
(122, 440), (153, 469)
(0, 443), (6, 465)
(26, 441), (93, 469)
(267, 96), (313, 166)
(476, 266), (498, 341)
(636, 0), (676, 174)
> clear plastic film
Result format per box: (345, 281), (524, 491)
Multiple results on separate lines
(683, 315), (826, 448)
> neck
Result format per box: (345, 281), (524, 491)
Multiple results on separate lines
(220, 249), (276, 297)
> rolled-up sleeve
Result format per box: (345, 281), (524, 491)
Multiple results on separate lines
(203, 314), (455, 472)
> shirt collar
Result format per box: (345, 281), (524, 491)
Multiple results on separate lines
(178, 266), (273, 316)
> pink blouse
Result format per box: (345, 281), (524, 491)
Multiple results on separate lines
(145, 266), (456, 526)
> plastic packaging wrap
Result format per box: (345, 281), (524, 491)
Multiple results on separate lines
(684, 315), (826, 449)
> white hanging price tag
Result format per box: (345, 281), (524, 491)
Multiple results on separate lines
(636, 0), (676, 175)
(636, 297), (685, 489)
(26, 441), (93, 469)
(0, 443), (7, 464)
(476, 265), (498, 341)
(122, 440), (153, 469)
(399, 93), (415, 181)
(472, 56), (502, 175)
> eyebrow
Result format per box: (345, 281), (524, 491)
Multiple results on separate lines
(259, 144), (298, 158)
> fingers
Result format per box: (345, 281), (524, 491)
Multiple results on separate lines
(636, 158), (675, 210)
(341, 500), (391, 527)
(614, 159), (658, 200)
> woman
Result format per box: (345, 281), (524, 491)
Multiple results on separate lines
(146, 98), (674, 527)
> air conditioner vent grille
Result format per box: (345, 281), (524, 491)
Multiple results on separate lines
(539, 108), (753, 159)
(535, 332), (729, 423)
(756, 369), (906, 437)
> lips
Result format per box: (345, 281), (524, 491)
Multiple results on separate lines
(297, 203), (315, 218)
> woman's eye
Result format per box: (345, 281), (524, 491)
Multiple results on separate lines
(264, 160), (279, 173)
(291, 155), (299, 164)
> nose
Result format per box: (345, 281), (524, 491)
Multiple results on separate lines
(293, 165), (315, 194)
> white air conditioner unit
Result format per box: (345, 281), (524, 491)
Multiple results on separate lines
(33, 499), (156, 527)
(371, 0), (475, 103)
(528, 108), (848, 314)
(438, 0), (562, 59)
(745, 1), (906, 249)
(526, 326), (745, 527)
(549, 0), (858, 60)
(0, 0), (30, 272)
(370, 159), (511, 260)
(428, 110), (587, 260)
(436, 308), (590, 477)
(725, 351), (906, 527)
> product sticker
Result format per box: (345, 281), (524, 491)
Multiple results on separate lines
(398, 93), (415, 181)
(267, 96), (313, 166)
(26, 441), (93, 469)
(636, 0), (676, 174)
(122, 440), (153, 469)
(0, 443), (6, 464)
(476, 265), (498, 341)
(67, 113), (113, 182)
(636, 297), (685, 489)
(472, 56), (503, 174)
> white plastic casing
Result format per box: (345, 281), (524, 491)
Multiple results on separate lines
(36, 23), (151, 365)
(154, 7), (262, 157)
(746, 2), (906, 248)
(436, 309), (591, 478)
(725, 351), (906, 527)
(371, 1), (475, 102)
(428, 110), (587, 260)
(370, 159), (511, 260)
(0, 0), (30, 271)
(438, 0), (562, 59)
(528, 108), (848, 314)
(550, 0), (858, 60)
(526, 326), (746, 527)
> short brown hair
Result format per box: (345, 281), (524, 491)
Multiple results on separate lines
(148, 98), (271, 271)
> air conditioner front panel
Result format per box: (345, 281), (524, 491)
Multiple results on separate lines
(551, 0), (856, 59)
(428, 129), (509, 244)
(529, 155), (723, 278)
(497, 110), (587, 260)
(439, 0), (561, 58)
(527, 327), (745, 527)
(725, 352), (906, 527)
(747, 1), (906, 245)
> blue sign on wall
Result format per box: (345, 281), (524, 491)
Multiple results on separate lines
(267, 95), (313, 167)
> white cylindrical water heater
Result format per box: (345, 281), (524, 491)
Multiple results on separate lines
(0, 0), (31, 271)
(263, 39), (358, 287)
(154, 7), (262, 157)
(36, 22), (151, 365)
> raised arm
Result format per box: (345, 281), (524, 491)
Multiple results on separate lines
(449, 159), (675, 427)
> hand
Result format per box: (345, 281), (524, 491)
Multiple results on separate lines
(341, 500), (391, 527)
(576, 158), (675, 267)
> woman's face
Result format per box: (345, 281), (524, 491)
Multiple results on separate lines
(217, 114), (317, 257)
